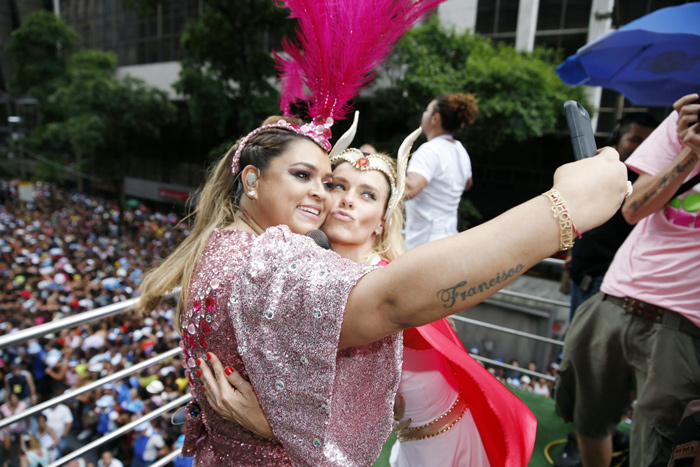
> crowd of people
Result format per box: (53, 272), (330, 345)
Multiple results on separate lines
(0, 180), (192, 467)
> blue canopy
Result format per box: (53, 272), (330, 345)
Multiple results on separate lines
(556, 3), (700, 106)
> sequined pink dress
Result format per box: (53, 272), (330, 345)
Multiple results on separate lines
(180, 226), (402, 466)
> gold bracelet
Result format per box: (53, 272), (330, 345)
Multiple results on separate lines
(542, 189), (579, 251)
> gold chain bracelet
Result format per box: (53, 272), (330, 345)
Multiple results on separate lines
(542, 189), (581, 251)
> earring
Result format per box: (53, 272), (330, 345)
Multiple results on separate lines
(247, 190), (256, 198)
(246, 172), (258, 188)
(374, 227), (383, 236)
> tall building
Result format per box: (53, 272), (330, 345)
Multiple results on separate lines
(57, 0), (204, 99)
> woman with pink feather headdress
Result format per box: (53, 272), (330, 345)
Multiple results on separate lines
(137, 0), (629, 465)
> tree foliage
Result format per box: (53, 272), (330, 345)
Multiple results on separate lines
(5, 10), (79, 100)
(371, 17), (590, 154)
(174, 0), (295, 139)
(5, 11), (177, 185)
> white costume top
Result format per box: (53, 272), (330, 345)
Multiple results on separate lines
(404, 135), (472, 249)
(389, 347), (490, 467)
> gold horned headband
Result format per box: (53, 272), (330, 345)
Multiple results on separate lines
(328, 112), (422, 224)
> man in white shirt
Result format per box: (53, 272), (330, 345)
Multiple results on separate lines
(42, 402), (73, 455)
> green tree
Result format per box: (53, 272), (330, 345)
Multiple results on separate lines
(4, 10), (79, 100)
(371, 17), (589, 155)
(30, 49), (176, 188)
(174, 0), (295, 140)
(5, 11), (176, 191)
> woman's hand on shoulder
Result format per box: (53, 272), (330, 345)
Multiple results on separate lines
(196, 353), (276, 440)
(552, 147), (628, 233)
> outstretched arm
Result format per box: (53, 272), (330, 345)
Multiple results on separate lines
(341, 148), (628, 349)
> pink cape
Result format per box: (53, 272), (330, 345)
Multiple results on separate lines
(409, 319), (537, 467)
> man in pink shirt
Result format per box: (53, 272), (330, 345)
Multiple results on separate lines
(555, 93), (700, 467)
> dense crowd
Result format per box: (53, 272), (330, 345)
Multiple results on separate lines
(0, 180), (191, 467)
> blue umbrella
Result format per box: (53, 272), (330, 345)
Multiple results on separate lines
(556, 3), (700, 106)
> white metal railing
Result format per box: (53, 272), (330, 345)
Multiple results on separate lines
(452, 315), (565, 347)
(469, 355), (557, 382)
(50, 394), (192, 467)
(0, 347), (182, 430)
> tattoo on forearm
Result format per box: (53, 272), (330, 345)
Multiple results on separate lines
(630, 158), (696, 212)
(436, 264), (525, 309)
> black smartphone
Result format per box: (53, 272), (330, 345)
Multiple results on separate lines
(564, 100), (598, 160)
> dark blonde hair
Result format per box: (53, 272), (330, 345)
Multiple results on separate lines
(137, 118), (314, 326)
(434, 93), (479, 133)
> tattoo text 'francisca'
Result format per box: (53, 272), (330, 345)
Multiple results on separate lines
(436, 264), (525, 308)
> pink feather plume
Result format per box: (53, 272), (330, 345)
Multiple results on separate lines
(274, 0), (446, 123)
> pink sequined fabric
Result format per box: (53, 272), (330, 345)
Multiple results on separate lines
(181, 226), (402, 466)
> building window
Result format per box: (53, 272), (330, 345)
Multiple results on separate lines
(59, 0), (201, 66)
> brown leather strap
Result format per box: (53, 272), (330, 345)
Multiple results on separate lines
(604, 294), (700, 337)
(604, 294), (665, 323)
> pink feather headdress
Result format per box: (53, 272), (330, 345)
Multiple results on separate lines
(275, 0), (445, 124)
(232, 0), (446, 175)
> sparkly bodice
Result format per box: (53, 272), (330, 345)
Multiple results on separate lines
(181, 226), (402, 466)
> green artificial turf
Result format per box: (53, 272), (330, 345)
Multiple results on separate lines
(373, 387), (631, 466)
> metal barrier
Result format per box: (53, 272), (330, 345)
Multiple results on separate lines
(469, 355), (557, 382)
(0, 347), (182, 430)
(452, 315), (565, 347)
(50, 394), (192, 467)
(0, 269), (567, 464)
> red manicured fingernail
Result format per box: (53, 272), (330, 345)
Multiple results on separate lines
(206, 352), (213, 360)
(196, 359), (201, 366)
(225, 366), (234, 376)
(196, 370), (201, 377)
(202, 386), (206, 393)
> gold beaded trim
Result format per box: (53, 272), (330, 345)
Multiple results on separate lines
(542, 188), (577, 251)
(395, 394), (469, 442)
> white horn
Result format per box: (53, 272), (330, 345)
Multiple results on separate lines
(329, 111), (360, 158)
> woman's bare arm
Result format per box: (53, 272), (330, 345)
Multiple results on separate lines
(340, 148), (628, 349)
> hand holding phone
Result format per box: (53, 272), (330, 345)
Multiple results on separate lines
(564, 100), (598, 160)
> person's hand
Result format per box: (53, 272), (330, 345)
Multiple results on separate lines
(674, 93), (699, 142)
(552, 146), (628, 233)
(683, 120), (700, 156)
(196, 352), (276, 440)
